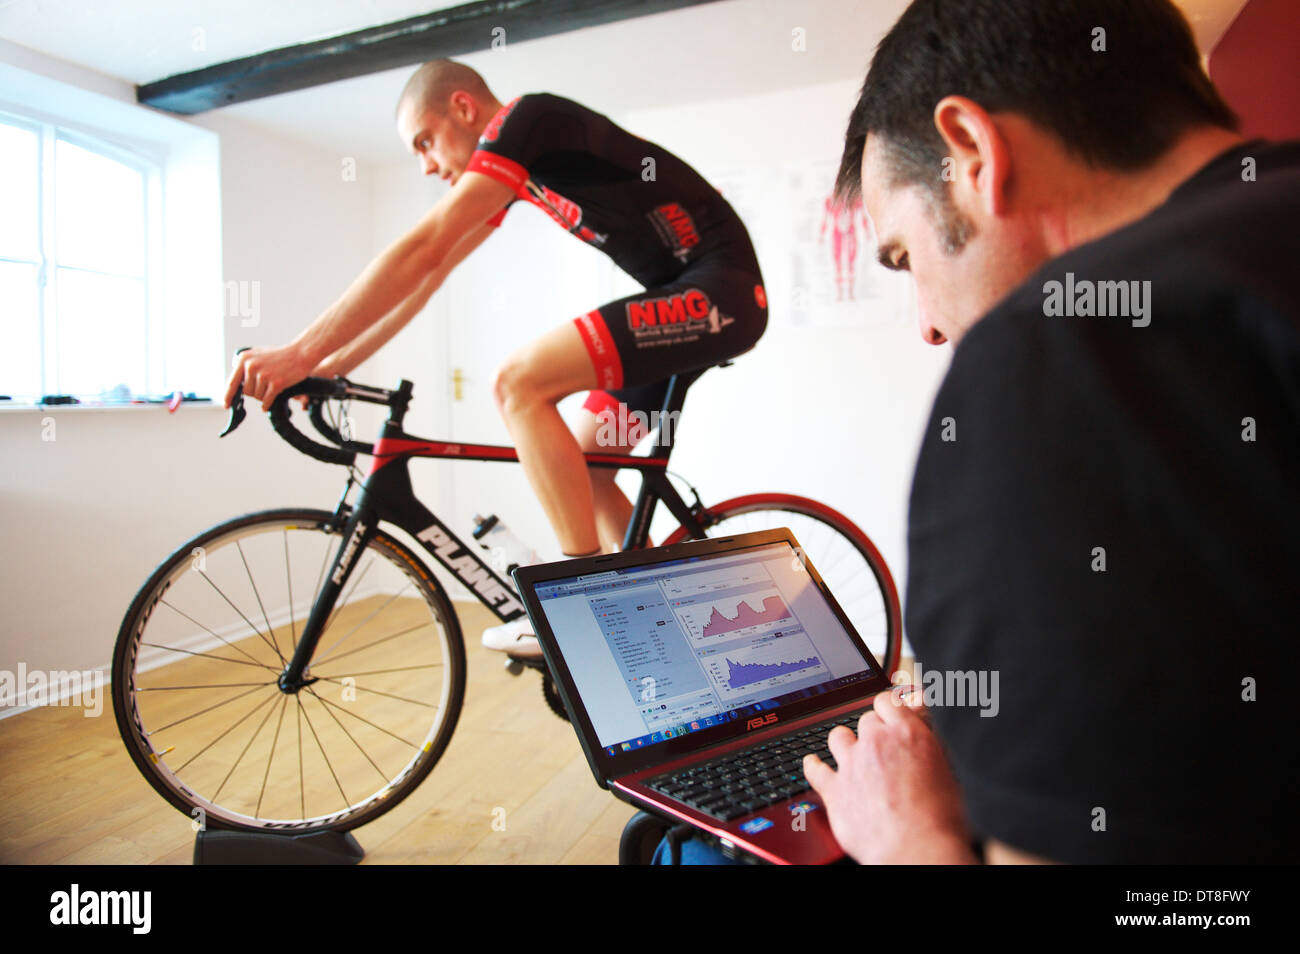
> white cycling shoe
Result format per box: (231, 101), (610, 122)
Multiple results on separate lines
(481, 616), (544, 659)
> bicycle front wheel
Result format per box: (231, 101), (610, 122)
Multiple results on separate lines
(112, 508), (466, 834)
(663, 494), (902, 677)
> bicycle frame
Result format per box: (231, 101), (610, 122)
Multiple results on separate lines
(279, 373), (710, 690)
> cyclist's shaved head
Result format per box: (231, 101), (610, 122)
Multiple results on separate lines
(397, 60), (495, 118)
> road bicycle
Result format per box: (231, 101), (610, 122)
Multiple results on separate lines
(111, 361), (901, 834)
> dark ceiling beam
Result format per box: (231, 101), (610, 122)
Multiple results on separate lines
(137, 0), (725, 114)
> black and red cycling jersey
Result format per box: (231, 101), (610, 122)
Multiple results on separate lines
(469, 92), (762, 286)
(467, 92), (767, 415)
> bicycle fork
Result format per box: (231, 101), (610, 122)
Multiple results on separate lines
(278, 498), (378, 692)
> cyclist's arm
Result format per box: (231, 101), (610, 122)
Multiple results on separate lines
(292, 172), (514, 370)
(313, 219), (497, 377)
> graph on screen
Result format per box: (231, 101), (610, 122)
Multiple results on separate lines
(725, 654), (821, 690)
(673, 588), (795, 647)
(700, 630), (830, 702)
(701, 595), (792, 638)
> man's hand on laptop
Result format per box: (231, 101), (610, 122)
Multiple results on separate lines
(803, 687), (978, 864)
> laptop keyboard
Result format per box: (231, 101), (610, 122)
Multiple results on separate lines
(644, 710), (865, 822)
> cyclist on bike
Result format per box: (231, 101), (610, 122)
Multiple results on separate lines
(223, 59), (768, 658)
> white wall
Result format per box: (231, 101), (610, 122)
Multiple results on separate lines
(0, 42), (376, 696)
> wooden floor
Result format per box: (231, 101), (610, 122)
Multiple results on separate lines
(0, 600), (636, 865)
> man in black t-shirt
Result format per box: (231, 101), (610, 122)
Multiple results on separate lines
(800, 0), (1300, 864)
(224, 62), (767, 656)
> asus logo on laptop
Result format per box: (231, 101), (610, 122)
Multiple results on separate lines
(747, 713), (778, 731)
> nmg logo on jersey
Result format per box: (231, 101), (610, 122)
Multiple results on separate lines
(626, 289), (713, 328)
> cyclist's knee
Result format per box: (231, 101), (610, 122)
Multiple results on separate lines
(495, 341), (588, 417)
(491, 353), (545, 417)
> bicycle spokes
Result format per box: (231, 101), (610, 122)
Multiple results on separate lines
(116, 513), (464, 831)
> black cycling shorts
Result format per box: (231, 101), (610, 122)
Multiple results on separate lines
(575, 257), (767, 421)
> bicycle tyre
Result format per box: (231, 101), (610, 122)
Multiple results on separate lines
(541, 672), (569, 721)
(662, 493), (902, 677)
(112, 507), (466, 834)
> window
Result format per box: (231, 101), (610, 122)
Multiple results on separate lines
(1, 110), (164, 402)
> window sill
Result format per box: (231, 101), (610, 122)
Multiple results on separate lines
(0, 401), (224, 413)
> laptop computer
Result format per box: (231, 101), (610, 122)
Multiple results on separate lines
(512, 528), (895, 864)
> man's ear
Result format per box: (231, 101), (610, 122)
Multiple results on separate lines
(449, 90), (477, 124)
(932, 96), (1011, 217)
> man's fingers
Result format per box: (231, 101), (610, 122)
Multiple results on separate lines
(887, 679), (916, 709)
(874, 688), (929, 730)
(223, 354), (248, 409)
(247, 368), (280, 409)
(898, 685), (936, 727)
(857, 705), (885, 738)
(244, 369), (262, 406)
(900, 684), (926, 709)
(803, 753), (835, 799)
(826, 724), (857, 765)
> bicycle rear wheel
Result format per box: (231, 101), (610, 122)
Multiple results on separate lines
(663, 494), (901, 677)
(112, 508), (465, 834)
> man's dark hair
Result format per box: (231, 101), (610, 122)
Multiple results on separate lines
(835, 0), (1239, 205)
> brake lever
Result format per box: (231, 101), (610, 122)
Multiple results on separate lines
(220, 347), (250, 438)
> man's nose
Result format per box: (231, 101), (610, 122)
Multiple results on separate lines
(917, 304), (947, 345)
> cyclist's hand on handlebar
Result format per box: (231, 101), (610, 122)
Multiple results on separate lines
(224, 344), (315, 410)
(294, 356), (344, 409)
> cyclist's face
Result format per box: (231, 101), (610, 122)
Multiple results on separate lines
(860, 135), (1040, 348)
(397, 98), (478, 185)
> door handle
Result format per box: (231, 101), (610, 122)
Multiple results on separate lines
(452, 367), (465, 401)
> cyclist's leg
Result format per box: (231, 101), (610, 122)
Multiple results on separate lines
(492, 262), (767, 557)
(491, 321), (603, 556)
(490, 320), (683, 558)
(572, 375), (701, 552)
(571, 396), (641, 553)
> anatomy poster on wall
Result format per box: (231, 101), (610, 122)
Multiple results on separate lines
(708, 160), (913, 329)
(781, 158), (913, 328)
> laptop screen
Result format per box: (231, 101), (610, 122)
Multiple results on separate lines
(530, 539), (881, 757)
